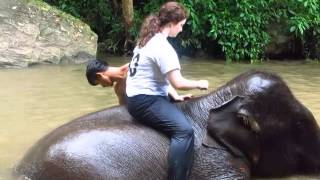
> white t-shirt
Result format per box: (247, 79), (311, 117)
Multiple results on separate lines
(126, 33), (181, 97)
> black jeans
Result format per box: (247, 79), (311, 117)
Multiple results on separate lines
(127, 95), (194, 180)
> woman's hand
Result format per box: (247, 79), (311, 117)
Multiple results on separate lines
(173, 93), (193, 102)
(197, 80), (209, 90)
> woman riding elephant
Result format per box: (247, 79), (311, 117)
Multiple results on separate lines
(126, 2), (208, 180)
(14, 70), (320, 180)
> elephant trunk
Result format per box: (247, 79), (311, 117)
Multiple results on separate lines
(295, 106), (320, 173)
(176, 84), (238, 146)
(303, 130), (320, 173)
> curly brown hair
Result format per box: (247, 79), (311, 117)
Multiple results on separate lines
(137, 1), (188, 48)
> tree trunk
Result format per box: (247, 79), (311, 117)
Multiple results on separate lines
(122, 0), (133, 29)
(122, 0), (134, 54)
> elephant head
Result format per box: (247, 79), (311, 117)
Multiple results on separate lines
(203, 70), (320, 177)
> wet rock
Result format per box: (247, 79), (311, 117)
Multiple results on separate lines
(0, 0), (97, 68)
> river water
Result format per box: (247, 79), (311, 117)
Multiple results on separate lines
(0, 57), (319, 180)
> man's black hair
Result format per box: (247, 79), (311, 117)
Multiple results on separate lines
(86, 59), (109, 86)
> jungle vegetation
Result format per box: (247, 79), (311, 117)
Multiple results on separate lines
(43, 0), (320, 62)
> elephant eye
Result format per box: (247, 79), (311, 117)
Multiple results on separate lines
(237, 113), (249, 127)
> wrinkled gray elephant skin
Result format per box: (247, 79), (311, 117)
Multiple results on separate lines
(14, 70), (320, 180)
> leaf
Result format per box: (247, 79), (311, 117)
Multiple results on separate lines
(290, 26), (296, 33)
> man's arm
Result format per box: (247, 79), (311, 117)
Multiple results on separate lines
(114, 63), (129, 105)
(114, 79), (126, 105)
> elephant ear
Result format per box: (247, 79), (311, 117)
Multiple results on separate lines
(202, 96), (245, 148)
(202, 131), (221, 148)
(210, 95), (245, 110)
(203, 95), (262, 165)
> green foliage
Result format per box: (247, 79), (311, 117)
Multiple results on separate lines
(179, 0), (320, 61)
(275, 0), (320, 59)
(288, 0), (319, 35)
(42, 0), (320, 61)
(129, 0), (167, 45)
(214, 0), (271, 61)
(179, 0), (273, 61)
(178, 0), (216, 49)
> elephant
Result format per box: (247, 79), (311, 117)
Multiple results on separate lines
(13, 70), (320, 180)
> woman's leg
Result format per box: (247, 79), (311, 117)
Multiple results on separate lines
(127, 95), (194, 180)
